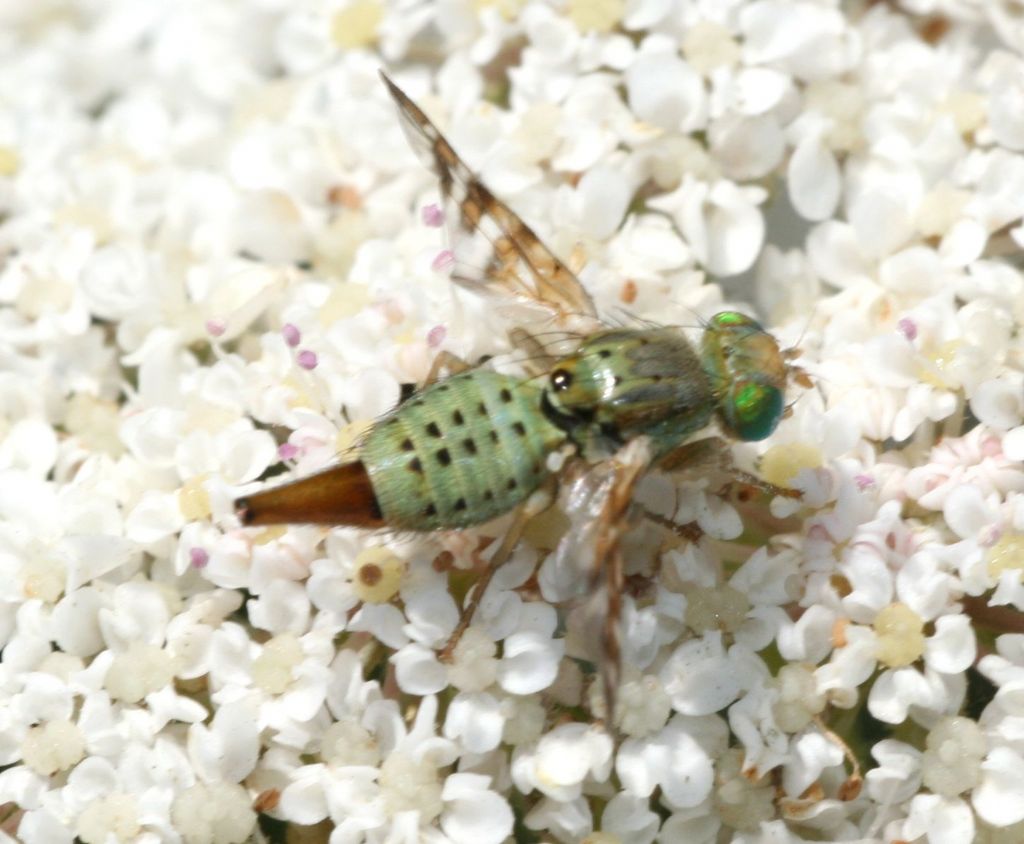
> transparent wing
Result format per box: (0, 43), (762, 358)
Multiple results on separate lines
(381, 72), (599, 324)
(544, 437), (654, 725)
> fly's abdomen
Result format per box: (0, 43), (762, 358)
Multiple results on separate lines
(360, 370), (567, 531)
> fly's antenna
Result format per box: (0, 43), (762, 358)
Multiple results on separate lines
(782, 305), (818, 361)
(780, 307), (819, 394)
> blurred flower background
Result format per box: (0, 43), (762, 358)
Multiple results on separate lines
(1, 0), (1024, 842)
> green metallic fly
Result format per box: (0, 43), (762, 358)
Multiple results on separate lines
(235, 73), (807, 720)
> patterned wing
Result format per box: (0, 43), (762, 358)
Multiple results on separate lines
(545, 437), (654, 726)
(380, 72), (598, 324)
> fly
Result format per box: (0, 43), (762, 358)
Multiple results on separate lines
(234, 73), (807, 722)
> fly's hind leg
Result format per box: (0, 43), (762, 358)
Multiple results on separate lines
(397, 350), (477, 403)
(424, 350), (474, 386)
(438, 481), (556, 663)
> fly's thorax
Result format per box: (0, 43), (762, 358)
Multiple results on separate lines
(543, 327), (714, 459)
(701, 311), (787, 442)
(359, 370), (567, 531)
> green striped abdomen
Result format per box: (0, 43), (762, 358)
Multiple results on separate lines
(360, 370), (567, 531)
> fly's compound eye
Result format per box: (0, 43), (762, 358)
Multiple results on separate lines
(551, 369), (573, 391)
(723, 379), (784, 442)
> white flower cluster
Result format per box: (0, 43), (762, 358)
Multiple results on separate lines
(1, 0), (1024, 842)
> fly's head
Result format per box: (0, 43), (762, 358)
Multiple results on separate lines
(701, 311), (810, 442)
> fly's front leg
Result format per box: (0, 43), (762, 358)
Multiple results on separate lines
(438, 480), (556, 663)
(641, 509), (703, 544)
(508, 327), (558, 376)
(657, 436), (802, 501)
(648, 437), (801, 543)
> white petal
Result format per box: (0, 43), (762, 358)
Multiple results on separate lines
(12, 674), (74, 723)
(788, 134), (840, 222)
(696, 494), (742, 541)
(849, 189), (913, 261)
(574, 165), (632, 240)
(659, 726), (715, 808)
(391, 643), (448, 695)
(440, 774), (513, 844)
(349, 603), (409, 649)
(925, 615), (976, 674)
(98, 582), (171, 650)
(740, 2), (850, 79)
(63, 535), (136, 591)
(64, 756), (118, 807)
(943, 484), (997, 540)
(1004, 427), (1024, 461)
(711, 114), (785, 180)
(600, 793), (659, 844)
(625, 52), (706, 132)
(615, 737), (660, 799)
(974, 746), (1024, 825)
(16, 809), (75, 844)
(51, 587), (106, 657)
(989, 72), (1024, 151)
(681, 180), (765, 277)
(806, 220), (870, 288)
(868, 667), (933, 724)
(878, 246), (947, 297)
(443, 692), (504, 754)
(498, 632), (563, 695)
(124, 491), (185, 544)
(533, 723), (613, 798)
(522, 795), (592, 840)
(895, 553), (950, 621)
(79, 243), (151, 320)
(940, 218), (987, 267)
(971, 377), (1024, 431)
(0, 419), (57, 477)
(220, 428), (278, 484)
(777, 604), (837, 663)
(403, 585), (458, 645)
(730, 67), (791, 116)
(120, 408), (185, 467)
(659, 633), (742, 715)
(278, 766), (329, 825)
(189, 697), (259, 782)
(904, 793), (975, 844)
(866, 739), (922, 804)
(247, 579), (311, 635)
(783, 731), (844, 797)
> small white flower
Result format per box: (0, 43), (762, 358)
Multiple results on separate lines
(659, 632), (746, 715)
(617, 715), (715, 807)
(624, 43), (707, 132)
(440, 772), (514, 844)
(512, 723), (613, 801)
(649, 176), (767, 276)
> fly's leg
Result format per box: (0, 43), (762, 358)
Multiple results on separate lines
(508, 327), (558, 376)
(641, 508), (703, 544)
(644, 437), (801, 545)
(424, 350), (473, 386)
(438, 481), (556, 662)
(397, 350), (476, 404)
(657, 436), (802, 500)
